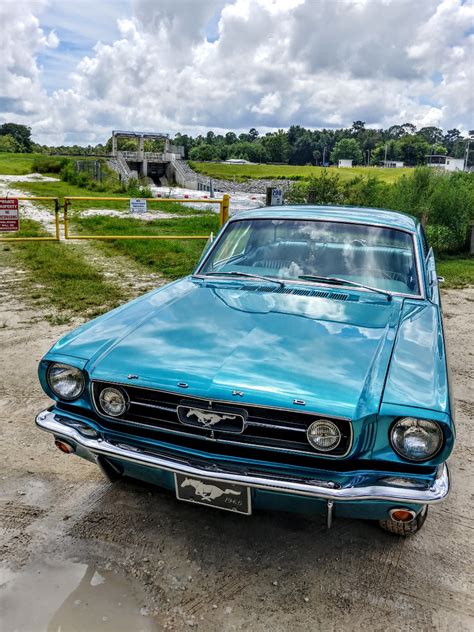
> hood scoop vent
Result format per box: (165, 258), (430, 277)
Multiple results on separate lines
(239, 285), (350, 301)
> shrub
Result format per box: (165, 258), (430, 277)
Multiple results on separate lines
(425, 225), (461, 254)
(32, 155), (69, 173)
(286, 167), (474, 255)
(126, 178), (152, 198)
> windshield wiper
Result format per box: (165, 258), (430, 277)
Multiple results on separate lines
(298, 275), (392, 301)
(195, 271), (285, 288)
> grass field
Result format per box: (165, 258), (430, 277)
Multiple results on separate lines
(73, 215), (219, 278)
(0, 152), (45, 175)
(1, 219), (125, 320)
(189, 162), (412, 183)
(437, 257), (474, 289)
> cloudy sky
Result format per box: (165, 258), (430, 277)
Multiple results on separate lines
(1, 0), (473, 145)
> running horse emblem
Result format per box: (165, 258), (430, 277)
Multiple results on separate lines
(186, 408), (238, 427)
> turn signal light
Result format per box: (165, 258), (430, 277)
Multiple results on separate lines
(54, 439), (75, 454)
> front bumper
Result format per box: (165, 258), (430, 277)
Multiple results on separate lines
(36, 408), (450, 509)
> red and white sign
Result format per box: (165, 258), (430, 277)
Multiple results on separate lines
(0, 198), (20, 232)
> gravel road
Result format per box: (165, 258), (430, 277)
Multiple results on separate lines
(0, 269), (473, 630)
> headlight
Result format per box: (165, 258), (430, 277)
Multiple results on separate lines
(98, 387), (127, 417)
(390, 417), (443, 461)
(307, 420), (341, 452)
(47, 363), (85, 401)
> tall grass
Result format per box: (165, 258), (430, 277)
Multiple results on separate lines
(73, 214), (220, 278)
(2, 219), (125, 318)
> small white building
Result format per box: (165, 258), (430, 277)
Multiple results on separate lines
(426, 155), (465, 172)
(381, 160), (404, 168)
(338, 159), (353, 168)
(224, 158), (254, 165)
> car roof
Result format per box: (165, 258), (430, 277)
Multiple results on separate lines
(231, 205), (419, 232)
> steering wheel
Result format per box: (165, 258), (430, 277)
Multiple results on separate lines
(350, 267), (406, 282)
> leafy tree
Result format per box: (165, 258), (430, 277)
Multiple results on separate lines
(227, 141), (269, 163)
(330, 138), (363, 165)
(0, 134), (19, 152)
(371, 140), (401, 164)
(0, 123), (32, 152)
(189, 143), (216, 161)
(206, 131), (216, 145)
(387, 123), (416, 139)
(173, 133), (195, 158)
(417, 126), (444, 145)
(261, 130), (289, 163)
(396, 135), (431, 166)
(351, 121), (366, 135)
(224, 132), (237, 145)
(248, 128), (259, 142)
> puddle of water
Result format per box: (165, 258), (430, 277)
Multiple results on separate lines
(0, 561), (157, 632)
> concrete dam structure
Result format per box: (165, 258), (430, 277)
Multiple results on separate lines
(109, 130), (198, 188)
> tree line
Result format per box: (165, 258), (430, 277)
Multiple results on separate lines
(1, 121), (472, 167)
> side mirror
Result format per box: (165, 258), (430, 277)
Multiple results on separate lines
(437, 276), (445, 284)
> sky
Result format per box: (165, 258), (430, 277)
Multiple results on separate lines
(0, 0), (473, 145)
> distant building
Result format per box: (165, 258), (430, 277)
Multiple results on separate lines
(426, 155), (465, 172)
(338, 159), (353, 168)
(224, 158), (254, 165)
(381, 160), (404, 168)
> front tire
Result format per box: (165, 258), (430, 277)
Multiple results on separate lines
(379, 506), (428, 536)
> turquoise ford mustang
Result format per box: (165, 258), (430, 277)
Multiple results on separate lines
(36, 206), (454, 535)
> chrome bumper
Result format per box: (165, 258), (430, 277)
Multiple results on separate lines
(36, 409), (450, 504)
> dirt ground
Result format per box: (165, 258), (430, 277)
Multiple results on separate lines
(1, 258), (473, 630)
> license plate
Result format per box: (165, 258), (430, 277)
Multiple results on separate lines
(174, 473), (251, 515)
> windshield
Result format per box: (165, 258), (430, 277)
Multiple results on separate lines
(198, 218), (421, 296)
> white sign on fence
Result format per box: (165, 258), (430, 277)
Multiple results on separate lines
(270, 188), (283, 206)
(130, 198), (147, 214)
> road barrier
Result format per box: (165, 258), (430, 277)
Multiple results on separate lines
(0, 197), (61, 242)
(63, 194), (230, 240)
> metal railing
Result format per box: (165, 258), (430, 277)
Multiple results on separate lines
(0, 194), (230, 242)
(0, 197), (61, 242)
(63, 194), (230, 240)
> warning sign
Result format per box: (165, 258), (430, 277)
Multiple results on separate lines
(130, 198), (147, 214)
(0, 198), (19, 232)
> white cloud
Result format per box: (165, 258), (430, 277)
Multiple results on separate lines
(0, 0), (472, 144)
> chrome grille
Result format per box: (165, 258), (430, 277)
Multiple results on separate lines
(92, 381), (352, 459)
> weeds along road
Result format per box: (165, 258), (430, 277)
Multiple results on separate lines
(1, 256), (473, 630)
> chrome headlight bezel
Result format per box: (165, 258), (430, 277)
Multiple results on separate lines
(98, 386), (129, 418)
(46, 362), (86, 401)
(390, 417), (444, 462)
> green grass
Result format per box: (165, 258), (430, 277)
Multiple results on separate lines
(73, 214), (219, 278)
(437, 256), (474, 289)
(1, 219), (125, 318)
(189, 162), (412, 183)
(0, 152), (45, 175)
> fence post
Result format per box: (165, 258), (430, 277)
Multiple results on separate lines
(54, 199), (61, 240)
(221, 194), (230, 226)
(64, 199), (70, 239)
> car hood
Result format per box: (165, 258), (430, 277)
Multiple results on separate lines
(50, 279), (404, 419)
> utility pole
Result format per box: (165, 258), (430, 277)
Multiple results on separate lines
(323, 146), (327, 166)
(384, 144), (388, 163)
(464, 131), (474, 171)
